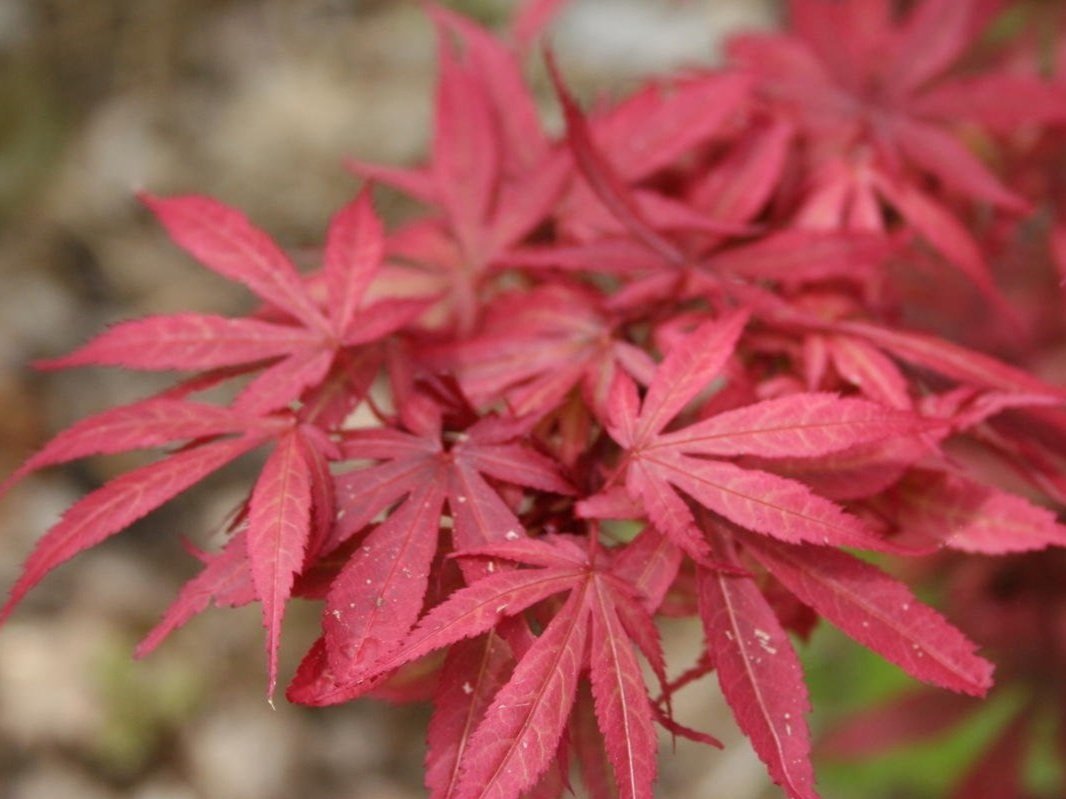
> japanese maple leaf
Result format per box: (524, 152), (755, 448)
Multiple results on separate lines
(314, 534), (667, 799)
(7, 189), (428, 696)
(0, 388), (345, 696)
(729, 0), (1066, 303)
(589, 311), (937, 561)
(730, 0), (1062, 205)
(39, 189), (425, 416)
(350, 7), (568, 320)
(427, 283), (656, 421)
(287, 407), (573, 703)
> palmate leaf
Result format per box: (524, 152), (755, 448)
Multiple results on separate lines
(41, 190), (416, 418)
(611, 315), (928, 556)
(5, 187), (415, 695)
(729, 0), (1048, 313)
(355, 9), (565, 275)
(313, 534), (670, 799)
(444, 536), (663, 799)
(312, 412), (571, 688)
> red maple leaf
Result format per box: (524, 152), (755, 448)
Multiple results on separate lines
(587, 311), (937, 560)
(39, 189), (426, 415)
(2, 189), (428, 697)
(286, 403), (573, 706)
(349, 9), (568, 330)
(427, 283), (656, 421)
(729, 0), (1066, 306)
(315, 533), (672, 799)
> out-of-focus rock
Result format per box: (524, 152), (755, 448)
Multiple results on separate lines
(185, 701), (302, 799)
(0, 619), (108, 748)
(307, 710), (392, 779)
(8, 761), (118, 799)
(129, 781), (199, 799)
(553, 0), (777, 78)
(0, 0), (32, 52)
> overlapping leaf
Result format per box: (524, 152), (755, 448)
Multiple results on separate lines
(604, 313), (936, 559)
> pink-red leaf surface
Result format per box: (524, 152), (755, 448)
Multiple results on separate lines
(0, 435), (263, 623)
(698, 561), (818, 799)
(744, 537), (994, 695)
(247, 429), (315, 697)
(455, 585), (590, 799)
(140, 194), (328, 330)
(588, 578), (657, 799)
(426, 631), (517, 799)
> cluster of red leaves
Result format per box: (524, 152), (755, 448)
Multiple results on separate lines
(4, 2), (1066, 798)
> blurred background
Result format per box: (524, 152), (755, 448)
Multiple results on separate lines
(0, 1), (1003, 798)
